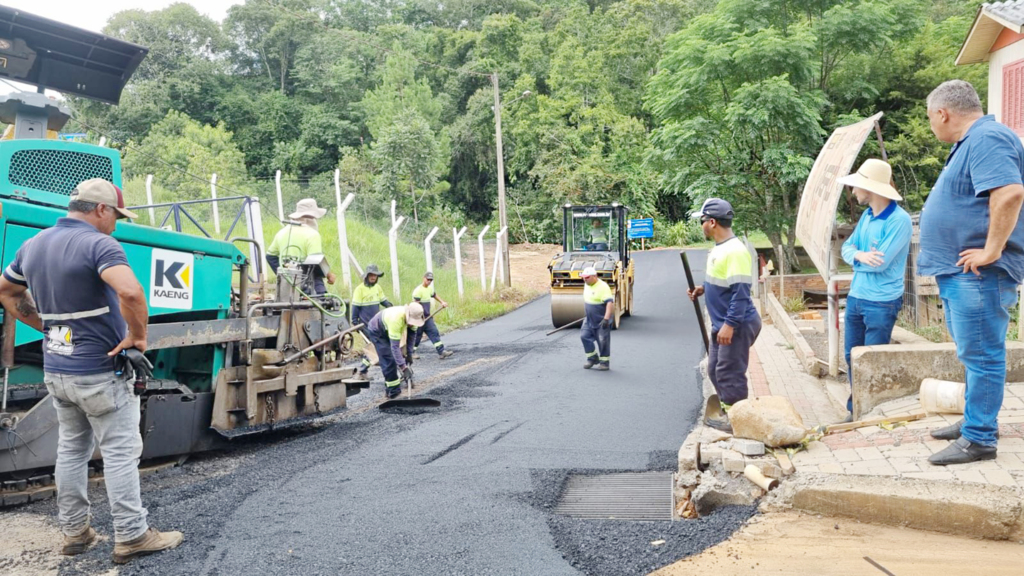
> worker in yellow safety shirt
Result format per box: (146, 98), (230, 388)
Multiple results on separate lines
(580, 266), (614, 371)
(411, 271), (454, 360)
(364, 302), (426, 399)
(265, 199), (336, 294)
(349, 264), (392, 381)
(588, 219), (609, 251)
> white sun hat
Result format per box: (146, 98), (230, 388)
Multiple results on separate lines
(837, 159), (902, 201)
(289, 198), (328, 220)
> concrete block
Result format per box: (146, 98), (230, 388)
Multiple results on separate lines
(676, 470), (700, 489)
(700, 447), (723, 466)
(731, 438), (766, 456)
(852, 342), (1024, 418)
(678, 430), (701, 473)
(747, 459), (783, 479)
(692, 471), (761, 516)
(722, 449), (747, 473)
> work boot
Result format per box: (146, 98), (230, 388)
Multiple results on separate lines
(111, 528), (183, 564)
(438, 350), (454, 360)
(583, 359), (596, 370)
(61, 526), (97, 556)
(412, 349), (420, 360)
(704, 412), (733, 433)
(385, 386), (401, 400)
(927, 437), (997, 466)
(594, 363), (610, 371)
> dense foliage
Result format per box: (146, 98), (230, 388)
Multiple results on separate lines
(72, 0), (987, 252)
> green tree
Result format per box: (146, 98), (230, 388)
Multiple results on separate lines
(372, 110), (448, 223)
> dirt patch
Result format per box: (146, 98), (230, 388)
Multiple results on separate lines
(0, 511), (65, 576)
(651, 511), (1024, 575)
(461, 243), (559, 296)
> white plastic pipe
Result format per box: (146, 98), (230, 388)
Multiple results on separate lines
(145, 174), (156, 225)
(477, 225), (491, 291)
(424, 226), (439, 273)
(275, 170), (284, 222)
(453, 226), (467, 297)
(335, 169), (355, 290)
(210, 173), (220, 236)
(490, 227), (507, 292)
(389, 216), (406, 301)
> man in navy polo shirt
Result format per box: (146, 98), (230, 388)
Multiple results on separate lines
(918, 80), (1024, 466)
(0, 179), (183, 562)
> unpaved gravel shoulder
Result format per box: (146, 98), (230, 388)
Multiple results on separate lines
(0, 511), (67, 576)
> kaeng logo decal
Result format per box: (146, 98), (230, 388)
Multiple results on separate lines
(150, 249), (194, 310)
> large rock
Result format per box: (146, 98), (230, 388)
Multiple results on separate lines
(729, 396), (807, 447)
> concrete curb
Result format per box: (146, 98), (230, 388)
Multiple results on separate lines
(762, 472), (1024, 541)
(763, 292), (818, 375)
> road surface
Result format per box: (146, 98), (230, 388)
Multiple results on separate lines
(35, 249), (755, 575)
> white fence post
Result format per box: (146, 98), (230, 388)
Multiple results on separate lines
(424, 227), (439, 273)
(490, 227), (507, 292)
(335, 169), (355, 290)
(275, 170), (284, 222)
(477, 225), (491, 291)
(98, 136), (106, 147)
(145, 174), (156, 225)
(390, 200), (397, 227)
(389, 216), (406, 301)
(245, 197), (267, 280)
(210, 173), (220, 236)
(453, 226), (467, 298)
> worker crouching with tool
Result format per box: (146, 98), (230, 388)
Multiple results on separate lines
(365, 302), (426, 399)
(687, 198), (761, 432)
(0, 179), (183, 563)
(349, 264), (392, 380)
(412, 272), (454, 360)
(580, 267), (614, 371)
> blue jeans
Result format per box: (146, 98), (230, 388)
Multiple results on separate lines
(937, 270), (1019, 447)
(845, 295), (902, 412)
(44, 371), (149, 542)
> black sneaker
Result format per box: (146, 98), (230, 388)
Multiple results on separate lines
(930, 419), (964, 440)
(928, 437), (997, 466)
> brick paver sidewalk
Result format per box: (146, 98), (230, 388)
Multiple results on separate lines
(749, 322), (1024, 488)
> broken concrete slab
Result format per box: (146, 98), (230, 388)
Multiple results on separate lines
(851, 342), (1024, 418)
(729, 396), (807, 447)
(731, 438), (765, 456)
(762, 473), (1024, 541)
(693, 470), (763, 516)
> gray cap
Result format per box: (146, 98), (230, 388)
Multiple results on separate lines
(691, 198), (734, 221)
(364, 264), (384, 278)
(424, 271), (434, 280)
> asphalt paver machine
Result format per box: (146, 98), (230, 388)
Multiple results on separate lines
(0, 8), (366, 504)
(548, 204), (634, 328)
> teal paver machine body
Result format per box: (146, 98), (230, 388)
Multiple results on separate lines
(0, 8), (361, 489)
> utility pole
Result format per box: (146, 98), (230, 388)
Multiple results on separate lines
(491, 72), (512, 288)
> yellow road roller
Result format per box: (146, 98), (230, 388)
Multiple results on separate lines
(548, 204), (635, 328)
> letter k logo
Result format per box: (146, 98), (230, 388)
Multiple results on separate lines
(155, 260), (185, 289)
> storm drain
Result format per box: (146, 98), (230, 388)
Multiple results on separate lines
(554, 472), (673, 521)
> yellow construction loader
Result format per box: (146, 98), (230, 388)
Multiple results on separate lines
(548, 204), (634, 328)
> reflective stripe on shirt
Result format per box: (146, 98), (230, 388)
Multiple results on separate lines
(38, 306), (110, 321)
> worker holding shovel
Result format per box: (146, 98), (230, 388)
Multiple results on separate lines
(411, 272), (454, 360)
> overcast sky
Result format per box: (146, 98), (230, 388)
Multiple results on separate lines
(1, 1), (240, 95)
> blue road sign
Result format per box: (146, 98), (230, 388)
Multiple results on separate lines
(628, 218), (654, 239)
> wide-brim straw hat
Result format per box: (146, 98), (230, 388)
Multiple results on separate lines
(289, 198), (328, 220)
(837, 159), (902, 201)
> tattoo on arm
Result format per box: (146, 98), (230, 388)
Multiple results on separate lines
(16, 292), (37, 318)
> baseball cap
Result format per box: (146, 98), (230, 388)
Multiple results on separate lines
(71, 178), (138, 220)
(424, 271), (434, 280)
(581, 266), (597, 277)
(690, 198), (734, 222)
(406, 301), (426, 327)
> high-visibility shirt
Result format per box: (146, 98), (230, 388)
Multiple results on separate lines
(590, 227), (608, 244)
(703, 237), (758, 332)
(266, 224), (323, 262)
(412, 283), (436, 303)
(352, 282), (387, 307)
(381, 306), (408, 341)
(583, 278), (614, 327)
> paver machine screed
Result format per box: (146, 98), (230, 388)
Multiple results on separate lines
(548, 204), (634, 329)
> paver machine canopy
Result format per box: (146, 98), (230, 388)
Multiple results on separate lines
(548, 204), (634, 328)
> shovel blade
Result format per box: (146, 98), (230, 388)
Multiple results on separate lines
(704, 394), (725, 423)
(378, 398), (441, 410)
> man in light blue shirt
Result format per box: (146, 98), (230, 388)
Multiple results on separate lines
(839, 159), (912, 420)
(918, 80), (1024, 466)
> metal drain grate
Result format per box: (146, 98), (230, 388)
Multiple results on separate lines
(554, 472), (673, 521)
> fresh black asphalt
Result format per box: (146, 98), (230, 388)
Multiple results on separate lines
(42, 248), (755, 575)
